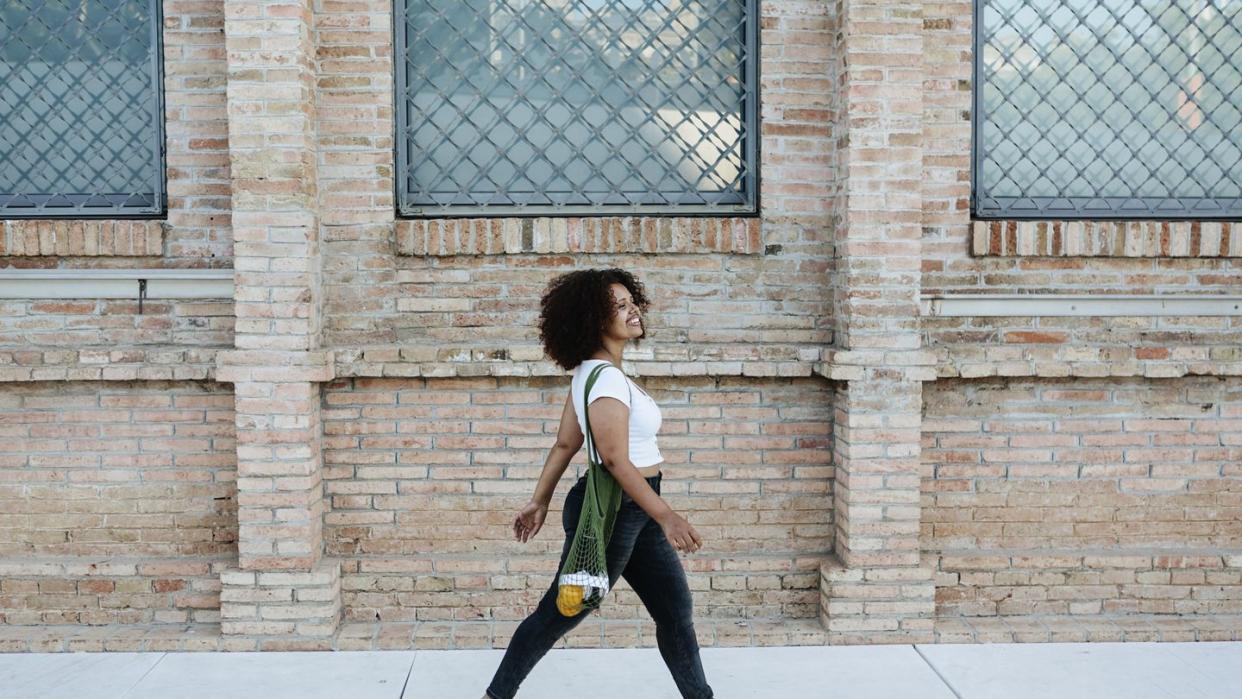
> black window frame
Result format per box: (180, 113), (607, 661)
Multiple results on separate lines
(971, 0), (1242, 220)
(393, 0), (760, 218)
(0, 0), (167, 219)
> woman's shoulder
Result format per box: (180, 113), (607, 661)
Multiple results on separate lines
(573, 361), (630, 396)
(574, 358), (620, 375)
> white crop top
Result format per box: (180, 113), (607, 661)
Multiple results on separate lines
(571, 359), (664, 468)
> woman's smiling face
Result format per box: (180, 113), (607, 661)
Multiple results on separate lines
(604, 282), (644, 342)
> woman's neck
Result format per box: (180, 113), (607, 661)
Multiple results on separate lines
(591, 339), (625, 367)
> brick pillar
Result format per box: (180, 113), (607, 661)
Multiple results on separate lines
(819, 0), (935, 643)
(216, 0), (339, 649)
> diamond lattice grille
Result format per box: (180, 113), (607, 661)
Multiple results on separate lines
(975, 0), (1242, 218)
(0, 0), (164, 217)
(397, 0), (757, 216)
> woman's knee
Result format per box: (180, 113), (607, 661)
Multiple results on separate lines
(648, 593), (695, 632)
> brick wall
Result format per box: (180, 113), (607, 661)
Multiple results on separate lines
(321, 376), (834, 623)
(0, 381), (236, 625)
(163, 0), (233, 261)
(0, 0), (234, 646)
(0, 296), (230, 401)
(2, 0), (1240, 649)
(924, 377), (1242, 618)
(919, 0), (1242, 354)
(919, 0), (1239, 288)
(0, 300), (232, 349)
(0, 0), (232, 267)
(314, 0), (835, 352)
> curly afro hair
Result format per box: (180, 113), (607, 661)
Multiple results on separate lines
(538, 268), (651, 371)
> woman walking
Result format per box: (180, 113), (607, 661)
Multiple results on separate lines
(484, 268), (714, 699)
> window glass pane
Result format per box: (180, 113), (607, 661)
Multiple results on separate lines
(976, 0), (1242, 218)
(0, 0), (164, 217)
(398, 0), (756, 215)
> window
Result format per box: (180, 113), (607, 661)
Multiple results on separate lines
(396, 0), (758, 216)
(0, 0), (165, 218)
(974, 0), (1241, 219)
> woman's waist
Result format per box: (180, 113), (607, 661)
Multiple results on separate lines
(575, 466), (662, 484)
(577, 463), (662, 478)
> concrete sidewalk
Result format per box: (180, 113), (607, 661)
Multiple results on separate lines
(3, 642), (1240, 698)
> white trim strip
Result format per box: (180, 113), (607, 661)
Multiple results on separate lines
(0, 269), (233, 299)
(923, 294), (1242, 317)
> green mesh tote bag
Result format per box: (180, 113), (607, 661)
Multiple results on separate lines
(555, 363), (628, 616)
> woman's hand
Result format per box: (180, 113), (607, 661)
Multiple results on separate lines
(658, 511), (703, 554)
(513, 500), (548, 543)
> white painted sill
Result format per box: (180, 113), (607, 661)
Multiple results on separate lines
(0, 268), (233, 299)
(923, 294), (1242, 317)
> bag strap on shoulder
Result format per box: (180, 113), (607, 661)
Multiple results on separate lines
(583, 362), (627, 466)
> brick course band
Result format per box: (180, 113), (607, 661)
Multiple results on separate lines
(0, 220), (165, 257)
(971, 220), (1242, 258)
(334, 343), (823, 379)
(0, 346), (222, 383)
(394, 217), (762, 256)
(934, 345), (1242, 380)
(3, 344), (1240, 385)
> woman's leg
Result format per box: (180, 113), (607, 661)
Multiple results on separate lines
(621, 515), (713, 699)
(486, 477), (653, 699)
(484, 537), (591, 699)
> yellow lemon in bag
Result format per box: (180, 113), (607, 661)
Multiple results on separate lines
(556, 584), (584, 616)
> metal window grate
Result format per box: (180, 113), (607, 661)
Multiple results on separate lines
(974, 0), (1242, 219)
(0, 0), (165, 218)
(396, 0), (758, 217)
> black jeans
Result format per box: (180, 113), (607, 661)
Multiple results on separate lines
(486, 472), (713, 699)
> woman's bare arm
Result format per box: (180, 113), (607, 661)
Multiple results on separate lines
(513, 392), (584, 543)
(530, 392), (585, 506)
